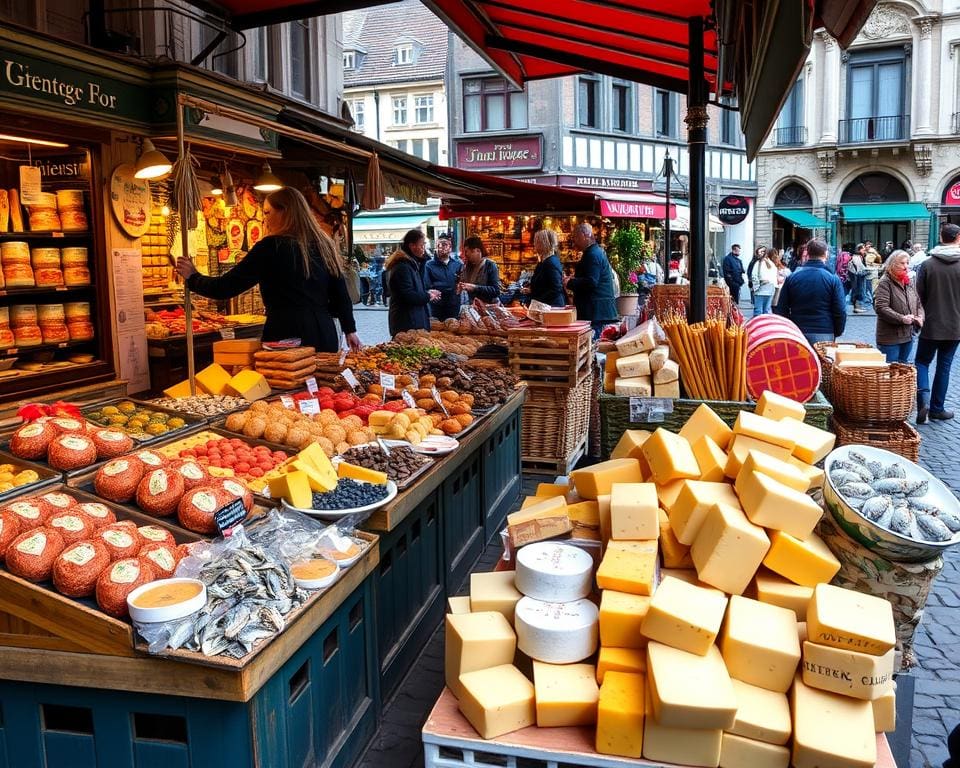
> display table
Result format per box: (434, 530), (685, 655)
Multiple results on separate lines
(147, 323), (265, 392)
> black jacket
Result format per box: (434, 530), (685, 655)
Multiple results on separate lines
(774, 260), (846, 337)
(424, 255), (462, 320)
(386, 250), (431, 336)
(528, 254), (566, 307)
(722, 252), (744, 288)
(917, 244), (960, 340)
(567, 243), (617, 323)
(461, 258), (500, 303)
(186, 235), (355, 352)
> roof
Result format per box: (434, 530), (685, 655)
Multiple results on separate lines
(343, 0), (449, 88)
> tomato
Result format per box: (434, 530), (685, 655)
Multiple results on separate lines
(248, 466), (264, 478)
(253, 445), (270, 454)
(230, 438), (245, 447)
(233, 461), (250, 473)
(208, 459), (223, 468)
(257, 459), (274, 471)
(272, 451), (287, 461)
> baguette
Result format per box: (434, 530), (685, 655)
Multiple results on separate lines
(9, 189), (22, 232)
(254, 346), (315, 363)
(0, 189), (8, 232)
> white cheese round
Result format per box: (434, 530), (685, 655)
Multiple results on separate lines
(514, 542), (593, 602)
(514, 596), (598, 663)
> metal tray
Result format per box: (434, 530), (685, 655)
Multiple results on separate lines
(78, 397), (206, 445)
(333, 443), (435, 491)
(139, 395), (251, 420)
(0, 449), (62, 506)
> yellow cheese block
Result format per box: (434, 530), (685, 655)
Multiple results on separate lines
(728, 678), (792, 745)
(267, 469), (312, 508)
(641, 428), (700, 484)
(533, 661), (599, 727)
(658, 568), (724, 595)
(195, 363), (233, 396)
(834, 347), (885, 364)
(656, 478), (687, 510)
(787, 456), (825, 490)
(535, 483), (569, 499)
(873, 687), (896, 732)
(290, 459), (338, 493)
(791, 675), (876, 768)
(616, 320), (657, 355)
(733, 411), (797, 451)
(214, 351), (257, 367)
(679, 403), (733, 450)
(691, 435), (727, 481)
(720, 595), (801, 693)
(227, 369), (271, 401)
(736, 471), (822, 540)
(599, 590), (650, 648)
(614, 376), (652, 397)
(691, 503), (770, 596)
(597, 671), (645, 758)
(604, 350), (621, 378)
(213, 338), (261, 354)
(806, 583), (896, 656)
(295, 444), (338, 490)
(610, 482), (659, 540)
(507, 496), (567, 526)
(763, 530), (840, 587)
(801, 641), (895, 701)
(641, 575), (728, 655)
(458, 664), (535, 740)
(779, 417), (837, 464)
(724, 435), (793, 478)
(445, 611), (516, 701)
(720, 733), (790, 768)
(756, 390), (806, 422)
(642, 687), (722, 767)
(752, 569), (814, 620)
(647, 642), (736, 729)
(336, 461), (387, 485)
(616, 351), (651, 378)
(447, 595), (471, 614)
(736, 450), (809, 493)
(596, 540), (658, 595)
(597, 646), (646, 683)
(669, 480), (741, 545)
(570, 458), (643, 500)
(654, 379), (681, 398)
(162, 379), (193, 398)
(610, 429), (653, 478)
(658, 509), (693, 568)
(469, 571), (523, 624)
(566, 501), (600, 527)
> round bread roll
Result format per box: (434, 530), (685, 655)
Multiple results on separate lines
(6, 527), (65, 581)
(48, 512), (94, 544)
(0, 509), (22, 560)
(47, 434), (97, 470)
(2, 497), (49, 529)
(52, 539), (110, 597)
(93, 456), (145, 503)
(95, 558), (157, 618)
(99, 522), (141, 561)
(36, 491), (77, 518)
(91, 429), (134, 458)
(138, 542), (179, 577)
(168, 458), (210, 492)
(77, 501), (117, 530)
(136, 525), (175, 548)
(178, 485), (230, 535)
(9, 421), (55, 459)
(135, 468), (184, 517)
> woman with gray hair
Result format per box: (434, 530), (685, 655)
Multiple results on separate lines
(874, 248), (923, 363)
(523, 228), (566, 306)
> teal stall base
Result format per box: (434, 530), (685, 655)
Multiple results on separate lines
(481, 408), (522, 540)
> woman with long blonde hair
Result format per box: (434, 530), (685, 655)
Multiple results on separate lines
(177, 186), (361, 352)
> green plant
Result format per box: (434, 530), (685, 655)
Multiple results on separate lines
(608, 226), (650, 295)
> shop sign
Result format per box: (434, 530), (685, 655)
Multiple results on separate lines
(561, 175), (653, 192)
(455, 136), (542, 171)
(943, 179), (960, 207)
(109, 164), (151, 239)
(30, 152), (91, 182)
(717, 195), (751, 225)
(600, 199), (676, 219)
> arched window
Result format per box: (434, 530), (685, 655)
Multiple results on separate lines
(774, 183), (813, 208)
(840, 172), (908, 203)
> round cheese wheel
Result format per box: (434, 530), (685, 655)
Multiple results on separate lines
(514, 596), (598, 664)
(514, 542), (593, 602)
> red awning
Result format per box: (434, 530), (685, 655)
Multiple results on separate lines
(437, 166), (597, 217)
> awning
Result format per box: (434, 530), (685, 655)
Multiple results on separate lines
(841, 203), (930, 222)
(598, 194), (676, 221)
(670, 205), (724, 233)
(773, 209), (830, 228)
(438, 167), (597, 217)
(352, 213), (434, 244)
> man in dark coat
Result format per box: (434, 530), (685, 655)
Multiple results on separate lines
(774, 238), (846, 345)
(424, 236), (462, 320)
(722, 244), (745, 305)
(385, 230), (440, 336)
(564, 223), (618, 336)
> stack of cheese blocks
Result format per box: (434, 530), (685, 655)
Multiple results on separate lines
(163, 362), (271, 402)
(213, 338), (261, 374)
(442, 389), (897, 768)
(604, 320), (680, 398)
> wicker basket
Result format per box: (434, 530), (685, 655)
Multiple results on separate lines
(830, 413), (921, 462)
(649, 284), (731, 319)
(830, 363), (916, 422)
(521, 375), (592, 472)
(813, 341), (874, 399)
(598, 390), (833, 459)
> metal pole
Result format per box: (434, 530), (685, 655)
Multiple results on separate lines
(176, 99), (196, 395)
(663, 152), (672, 283)
(686, 16), (708, 323)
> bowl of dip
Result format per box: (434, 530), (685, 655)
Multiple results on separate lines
(127, 577), (207, 623)
(290, 557), (340, 590)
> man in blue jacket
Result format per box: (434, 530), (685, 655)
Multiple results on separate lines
(564, 223), (618, 336)
(722, 244), (745, 305)
(774, 239), (846, 344)
(424, 235), (462, 320)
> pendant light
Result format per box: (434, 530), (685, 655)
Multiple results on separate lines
(210, 175), (223, 196)
(254, 162), (284, 192)
(134, 138), (172, 179)
(222, 164), (237, 207)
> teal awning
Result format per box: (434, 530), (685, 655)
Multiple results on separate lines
(773, 209), (830, 228)
(352, 213), (434, 231)
(841, 202), (930, 222)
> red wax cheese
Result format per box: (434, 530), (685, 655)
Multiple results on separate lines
(36, 491), (78, 517)
(6, 526), (65, 581)
(3, 497), (49, 529)
(178, 486), (230, 535)
(53, 539), (110, 597)
(77, 502), (117, 530)
(168, 458), (210, 491)
(48, 512), (94, 544)
(137, 525), (175, 548)
(215, 477), (254, 513)
(9, 421), (54, 459)
(0, 509), (22, 559)
(99, 523), (141, 561)
(48, 417), (86, 434)
(96, 558), (157, 618)
(91, 428), (134, 458)
(94, 456), (145, 503)
(47, 434), (97, 470)
(135, 468), (184, 517)
(139, 542), (179, 576)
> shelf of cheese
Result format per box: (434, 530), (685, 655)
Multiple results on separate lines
(439, 392), (901, 768)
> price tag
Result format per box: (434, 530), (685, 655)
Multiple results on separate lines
(431, 385), (450, 417)
(629, 397), (648, 422)
(215, 497), (248, 536)
(338, 348), (348, 366)
(297, 398), (320, 415)
(456, 367), (473, 381)
(466, 307), (482, 324)
(647, 397), (675, 413)
(305, 377), (318, 395)
(219, 327), (235, 340)
(379, 372), (396, 390)
(342, 368), (360, 390)
(409, 373), (419, 388)
(280, 395), (295, 410)
(18, 165), (42, 205)
(402, 390), (417, 408)
(647, 409), (666, 423)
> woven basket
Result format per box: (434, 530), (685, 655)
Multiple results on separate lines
(830, 413), (921, 462)
(521, 375), (592, 461)
(649, 285), (730, 319)
(813, 341), (875, 399)
(830, 362), (916, 422)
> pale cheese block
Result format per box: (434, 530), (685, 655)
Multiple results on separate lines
(790, 675), (876, 768)
(736, 450), (809, 493)
(658, 568), (724, 595)
(779, 417), (837, 464)
(570, 458), (643, 500)
(641, 575), (728, 655)
(445, 611), (517, 701)
(458, 664), (535, 739)
(615, 376), (652, 397)
(719, 595), (800, 693)
(798, 621), (808, 643)
(615, 320), (657, 355)
(679, 403), (733, 450)
(514, 542), (592, 602)
(469, 570), (523, 623)
(642, 428), (700, 484)
(643, 688), (723, 768)
(787, 456), (825, 490)
(597, 646), (646, 683)
(514, 596), (598, 663)
(752, 569), (814, 620)
(649, 345), (670, 372)
(597, 494), (612, 544)
(447, 595), (471, 614)
(872, 687), (896, 732)
(733, 411), (797, 451)
(763, 530), (840, 587)
(669, 480), (742, 545)
(654, 379), (681, 398)
(755, 390), (806, 422)
(658, 508), (693, 568)
(736, 471), (822, 540)
(597, 671), (645, 758)
(596, 539), (657, 595)
(653, 359), (679, 384)
(692, 435), (727, 481)
(836, 360), (889, 369)
(566, 501), (600, 527)
(723, 435), (793, 479)
(806, 583), (896, 656)
(599, 589), (650, 648)
(647, 642), (737, 729)
(533, 661), (598, 727)
(719, 733), (790, 768)
(609, 482), (659, 540)
(616, 352), (651, 378)
(691, 503), (770, 596)
(834, 347), (885, 364)
(508, 495), (567, 526)
(801, 641), (895, 701)
(728, 679), (792, 745)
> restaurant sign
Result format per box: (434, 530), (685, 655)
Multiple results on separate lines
(455, 135), (542, 171)
(717, 195), (751, 225)
(943, 177), (960, 207)
(600, 199), (676, 219)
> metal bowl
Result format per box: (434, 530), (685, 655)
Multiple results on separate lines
(823, 444), (960, 563)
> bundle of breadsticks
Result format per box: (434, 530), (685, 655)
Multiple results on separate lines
(254, 346), (317, 390)
(660, 313), (747, 401)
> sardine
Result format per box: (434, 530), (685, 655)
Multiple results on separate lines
(916, 514), (952, 542)
(839, 481), (877, 499)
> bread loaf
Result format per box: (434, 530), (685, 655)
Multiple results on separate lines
(253, 346), (315, 363)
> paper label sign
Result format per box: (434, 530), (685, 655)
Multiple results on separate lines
(342, 368), (360, 389)
(338, 348), (347, 366)
(280, 395), (295, 410)
(456, 367), (473, 381)
(629, 397), (675, 422)
(379, 372), (396, 390)
(215, 498), (248, 536)
(402, 390), (417, 407)
(219, 327), (235, 340)
(466, 307), (482, 324)
(18, 165), (42, 206)
(305, 377), (318, 395)
(297, 398), (320, 415)
(431, 385), (450, 417)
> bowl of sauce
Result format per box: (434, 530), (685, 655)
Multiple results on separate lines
(127, 578), (207, 623)
(290, 557), (339, 590)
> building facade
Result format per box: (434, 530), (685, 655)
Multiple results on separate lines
(342, 0), (448, 165)
(756, 0), (960, 255)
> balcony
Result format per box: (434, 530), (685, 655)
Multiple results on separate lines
(952, 112), (960, 135)
(775, 126), (807, 146)
(838, 115), (909, 144)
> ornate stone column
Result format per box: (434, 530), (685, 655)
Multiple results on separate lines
(914, 16), (937, 137)
(819, 32), (840, 144)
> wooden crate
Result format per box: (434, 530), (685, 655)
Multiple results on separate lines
(521, 377), (591, 474)
(507, 324), (594, 388)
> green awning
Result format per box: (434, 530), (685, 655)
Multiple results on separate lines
(841, 203), (930, 222)
(773, 209), (830, 228)
(352, 213), (434, 231)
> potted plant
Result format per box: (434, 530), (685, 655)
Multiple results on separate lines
(608, 225), (649, 316)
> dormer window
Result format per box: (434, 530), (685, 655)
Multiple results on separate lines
(343, 50), (356, 69)
(395, 43), (414, 65)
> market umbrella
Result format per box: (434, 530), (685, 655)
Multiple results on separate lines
(362, 152), (385, 211)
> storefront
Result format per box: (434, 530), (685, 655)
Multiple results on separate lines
(937, 174), (960, 243)
(838, 172), (929, 248)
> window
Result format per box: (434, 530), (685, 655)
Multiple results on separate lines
(428, 138), (439, 163)
(412, 138), (424, 158)
(415, 95), (434, 124)
(578, 77), (599, 128)
(343, 51), (355, 69)
(350, 100), (365, 131)
(611, 82), (631, 132)
(289, 19), (311, 99)
(392, 96), (408, 125)
(395, 44), (413, 65)
(249, 26), (268, 83)
(776, 80), (805, 146)
(463, 77), (528, 132)
(655, 89), (678, 138)
(719, 97), (743, 147)
(200, 18), (238, 79)
(843, 48), (907, 142)
(389, 139), (409, 154)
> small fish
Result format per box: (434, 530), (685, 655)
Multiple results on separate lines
(887, 507), (913, 536)
(830, 469), (862, 487)
(866, 461), (884, 479)
(933, 508), (960, 534)
(861, 496), (893, 522)
(167, 619), (195, 651)
(848, 450), (869, 466)
(833, 460), (874, 483)
(916, 514), (953, 542)
(904, 479), (929, 498)
(839, 481), (877, 499)
(883, 464), (907, 479)
(872, 478), (909, 497)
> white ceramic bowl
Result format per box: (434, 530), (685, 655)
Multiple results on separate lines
(127, 578), (207, 624)
(290, 557), (340, 590)
(280, 479), (398, 521)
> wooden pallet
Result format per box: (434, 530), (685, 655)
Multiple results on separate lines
(521, 436), (587, 476)
(507, 325), (594, 388)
